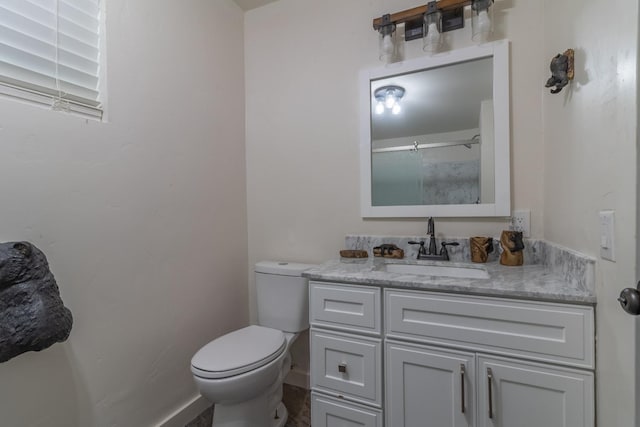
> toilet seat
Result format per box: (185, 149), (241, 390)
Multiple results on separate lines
(191, 325), (286, 379)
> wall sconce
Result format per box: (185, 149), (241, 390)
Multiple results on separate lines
(374, 85), (405, 115)
(373, 0), (495, 61)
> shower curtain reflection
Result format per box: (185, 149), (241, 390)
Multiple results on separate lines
(371, 147), (480, 206)
(372, 151), (423, 206)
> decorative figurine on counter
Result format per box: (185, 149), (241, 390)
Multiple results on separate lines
(499, 231), (525, 266)
(339, 249), (368, 258)
(0, 241), (73, 362)
(470, 236), (494, 263)
(373, 244), (404, 259)
(545, 48), (574, 94)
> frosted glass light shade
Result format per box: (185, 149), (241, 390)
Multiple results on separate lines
(471, 0), (494, 43)
(378, 30), (396, 63)
(423, 10), (442, 53)
(423, 23), (441, 53)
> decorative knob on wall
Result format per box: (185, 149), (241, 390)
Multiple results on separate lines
(618, 283), (640, 315)
(545, 48), (574, 94)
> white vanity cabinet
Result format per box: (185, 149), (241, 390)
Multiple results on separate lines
(309, 282), (595, 427)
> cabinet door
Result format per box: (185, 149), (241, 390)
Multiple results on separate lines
(312, 392), (383, 427)
(478, 356), (594, 427)
(386, 341), (475, 427)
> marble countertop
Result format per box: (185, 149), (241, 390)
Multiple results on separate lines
(303, 258), (596, 305)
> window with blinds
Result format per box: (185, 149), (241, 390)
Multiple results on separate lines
(0, 0), (103, 118)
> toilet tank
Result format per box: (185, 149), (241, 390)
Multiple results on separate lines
(255, 261), (316, 333)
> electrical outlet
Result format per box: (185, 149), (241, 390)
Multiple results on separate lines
(510, 210), (531, 237)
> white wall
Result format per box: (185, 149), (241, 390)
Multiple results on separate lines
(541, 0), (638, 425)
(0, 1), (248, 426)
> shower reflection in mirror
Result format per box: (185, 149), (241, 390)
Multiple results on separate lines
(371, 124), (491, 206)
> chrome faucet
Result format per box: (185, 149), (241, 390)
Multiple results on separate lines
(409, 217), (460, 261)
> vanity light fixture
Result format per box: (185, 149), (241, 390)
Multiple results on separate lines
(373, 0), (495, 61)
(374, 85), (405, 115)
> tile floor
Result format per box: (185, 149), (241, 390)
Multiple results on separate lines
(184, 384), (310, 427)
(282, 384), (310, 427)
(185, 405), (213, 427)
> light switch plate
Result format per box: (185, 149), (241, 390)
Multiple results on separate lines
(599, 210), (615, 261)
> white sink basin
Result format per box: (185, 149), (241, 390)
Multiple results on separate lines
(383, 263), (489, 279)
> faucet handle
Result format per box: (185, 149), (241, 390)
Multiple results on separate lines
(440, 241), (460, 260)
(440, 241), (460, 251)
(408, 240), (427, 256)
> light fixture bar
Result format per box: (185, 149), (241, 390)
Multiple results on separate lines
(372, 1), (473, 30)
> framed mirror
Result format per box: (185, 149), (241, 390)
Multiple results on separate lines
(359, 40), (510, 217)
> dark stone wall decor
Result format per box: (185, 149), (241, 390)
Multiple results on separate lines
(0, 241), (73, 363)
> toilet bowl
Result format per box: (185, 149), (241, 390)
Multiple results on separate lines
(191, 261), (314, 427)
(191, 326), (292, 403)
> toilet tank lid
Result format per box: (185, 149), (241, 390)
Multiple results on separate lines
(255, 261), (316, 276)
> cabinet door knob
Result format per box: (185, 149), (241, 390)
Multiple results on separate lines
(338, 363), (347, 373)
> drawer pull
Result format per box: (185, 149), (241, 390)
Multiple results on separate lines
(487, 367), (494, 419)
(338, 363), (347, 373)
(460, 364), (466, 414)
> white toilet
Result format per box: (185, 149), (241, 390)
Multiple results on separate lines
(191, 261), (314, 427)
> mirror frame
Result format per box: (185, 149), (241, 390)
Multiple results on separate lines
(359, 40), (510, 218)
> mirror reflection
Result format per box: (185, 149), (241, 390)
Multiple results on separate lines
(370, 56), (494, 206)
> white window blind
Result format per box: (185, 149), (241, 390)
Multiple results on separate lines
(0, 0), (102, 118)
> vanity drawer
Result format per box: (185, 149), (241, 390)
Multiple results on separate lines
(310, 282), (381, 334)
(311, 329), (383, 407)
(385, 289), (595, 369)
(311, 392), (383, 427)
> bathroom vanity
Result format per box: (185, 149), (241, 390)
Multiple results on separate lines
(305, 246), (596, 427)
